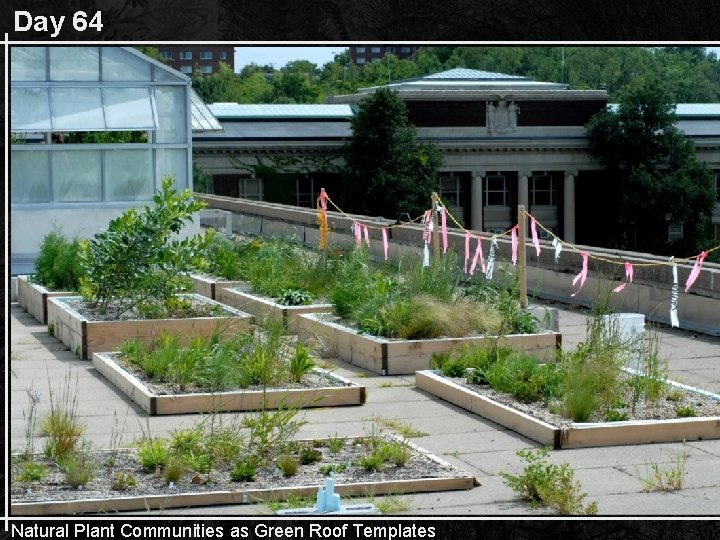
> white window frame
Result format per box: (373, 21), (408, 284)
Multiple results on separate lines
(200, 51), (213, 60)
(179, 51), (192, 60)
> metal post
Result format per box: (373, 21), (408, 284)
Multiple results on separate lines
(518, 204), (528, 308)
(431, 192), (440, 261)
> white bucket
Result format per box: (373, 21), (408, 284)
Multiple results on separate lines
(602, 313), (645, 370)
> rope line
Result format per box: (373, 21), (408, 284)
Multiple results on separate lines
(316, 189), (719, 267)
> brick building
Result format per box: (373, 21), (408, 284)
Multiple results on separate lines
(156, 45), (234, 75)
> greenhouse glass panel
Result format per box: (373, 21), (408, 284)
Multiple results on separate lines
(104, 87), (157, 130)
(11, 151), (50, 203)
(11, 47), (46, 81)
(11, 88), (51, 131)
(156, 148), (188, 191)
(101, 48), (151, 81)
(105, 149), (154, 201)
(52, 151), (102, 202)
(49, 47), (100, 81)
(154, 86), (187, 143)
(51, 87), (105, 130)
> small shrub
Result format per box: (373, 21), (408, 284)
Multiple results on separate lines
(47, 322), (55, 337)
(500, 447), (598, 515)
(231, 457), (257, 482)
(277, 454), (299, 477)
(81, 177), (210, 319)
(34, 228), (86, 291)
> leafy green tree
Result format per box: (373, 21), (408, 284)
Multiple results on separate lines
(586, 77), (716, 255)
(340, 88), (443, 220)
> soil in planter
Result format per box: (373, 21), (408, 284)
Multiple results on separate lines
(64, 296), (237, 322)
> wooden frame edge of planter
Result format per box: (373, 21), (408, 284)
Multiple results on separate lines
(190, 274), (246, 301)
(92, 352), (366, 415)
(218, 288), (332, 332)
(416, 371), (559, 447)
(295, 314), (562, 376)
(416, 370), (720, 449)
(16, 275), (72, 325)
(48, 296), (254, 360)
(11, 475), (475, 516)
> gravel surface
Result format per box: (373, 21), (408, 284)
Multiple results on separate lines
(11, 438), (470, 506)
(446, 375), (720, 426)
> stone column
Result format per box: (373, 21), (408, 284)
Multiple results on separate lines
(471, 171), (485, 231)
(518, 171), (530, 236)
(564, 170), (577, 243)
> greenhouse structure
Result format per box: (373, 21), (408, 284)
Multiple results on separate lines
(10, 46), (198, 274)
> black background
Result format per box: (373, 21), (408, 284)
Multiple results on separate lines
(3, 0), (720, 535)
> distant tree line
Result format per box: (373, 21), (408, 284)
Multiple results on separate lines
(185, 47), (720, 105)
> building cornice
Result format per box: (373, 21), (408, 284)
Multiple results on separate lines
(328, 89), (608, 103)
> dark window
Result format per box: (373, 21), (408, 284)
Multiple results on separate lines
(486, 175), (508, 206)
(531, 174), (555, 206)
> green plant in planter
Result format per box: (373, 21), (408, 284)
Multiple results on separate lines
(277, 288), (314, 306)
(80, 177), (211, 319)
(33, 228), (87, 291)
(289, 343), (315, 383)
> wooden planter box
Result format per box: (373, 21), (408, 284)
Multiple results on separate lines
(92, 352), (367, 414)
(11, 440), (476, 516)
(217, 287), (333, 333)
(416, 370), (720, 449)
(189, 274), (246, 301)
(47, 295), (253, 360)
(295, 314), (562, 376)
(16, 275), (72, 325)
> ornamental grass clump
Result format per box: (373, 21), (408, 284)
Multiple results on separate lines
(331, 251), (503, 340)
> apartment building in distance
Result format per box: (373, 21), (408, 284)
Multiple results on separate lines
(156, 45), (235, 75)
(349, 45), (418, 65)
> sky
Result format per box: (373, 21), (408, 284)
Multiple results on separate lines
(234, 45), (720, 71)
(234, 46), (346, 70)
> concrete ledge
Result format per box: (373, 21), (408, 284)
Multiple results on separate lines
(195, 195), (720, 336)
